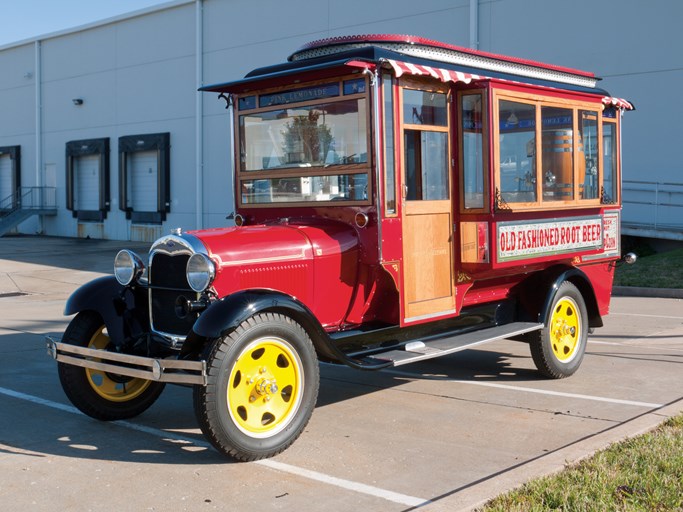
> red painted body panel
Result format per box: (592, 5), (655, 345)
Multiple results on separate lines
(192, 35), (628, 336)
(579, 262), (616, 317)
(189, 221), (360, 329)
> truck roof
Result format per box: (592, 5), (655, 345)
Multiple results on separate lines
(200, 34), (610, 97)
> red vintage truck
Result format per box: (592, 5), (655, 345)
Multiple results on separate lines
(48, 34), (635, 461)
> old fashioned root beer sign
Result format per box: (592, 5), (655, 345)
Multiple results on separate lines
(496, 215), (607, 262)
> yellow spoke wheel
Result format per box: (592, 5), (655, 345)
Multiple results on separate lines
(530, 281), (588, 379)
(227, 337), (303, 438)
(549, 297), (581, 363)
(195, 312), (319, 461)
(85, 326), (153, 402)
(57, 311), (165, 421)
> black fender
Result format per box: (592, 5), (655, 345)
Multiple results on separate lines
(64, 276), (149, 347)
(191, 289), (344, 364)
(516, 266), (601, 328)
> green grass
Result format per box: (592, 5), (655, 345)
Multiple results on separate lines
(480, 414), (683, 511)
(614, 247), (683, 288)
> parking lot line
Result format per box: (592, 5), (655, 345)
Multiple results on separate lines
(0, 385), (430, 508)
(610, 312), (683, 320)
(382, 370), (664, 408)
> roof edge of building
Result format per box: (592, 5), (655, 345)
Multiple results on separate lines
(0, 0), (195, 52)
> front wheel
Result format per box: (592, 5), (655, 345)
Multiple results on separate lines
(194, 313), (319, 461)
(58, 311), (165, 420)
(529, 281), (588, 379)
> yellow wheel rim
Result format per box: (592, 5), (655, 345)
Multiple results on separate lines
(85, 327), (152, 402)
(550, 297), (582, 362)
(227, 337), (303, 438)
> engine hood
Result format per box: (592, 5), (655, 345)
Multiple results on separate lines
(189, 225), (313, 268)
(188, 221), (359, 270)
(180, 220), (361, 329)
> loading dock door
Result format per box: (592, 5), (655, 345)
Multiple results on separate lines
(0, 154), (13, 203)
(74, 154), (100, 211)
(128, 150), (158, 212)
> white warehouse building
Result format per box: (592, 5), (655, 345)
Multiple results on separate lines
(1, 0), (681, 241)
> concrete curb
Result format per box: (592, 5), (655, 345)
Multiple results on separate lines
(613, 286), (683, 299)
(422, 398), (683, 512)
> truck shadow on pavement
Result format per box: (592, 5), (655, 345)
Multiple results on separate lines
(2, 331), (541, 466)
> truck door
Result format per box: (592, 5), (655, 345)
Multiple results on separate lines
(400, 81), (455, 322)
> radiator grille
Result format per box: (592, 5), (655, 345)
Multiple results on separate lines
(149, 252), (197, 337)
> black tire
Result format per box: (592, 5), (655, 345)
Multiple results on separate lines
(58, 311), (165, 420)
(529, 281), (588, 379)
(193, 313), (319, 461)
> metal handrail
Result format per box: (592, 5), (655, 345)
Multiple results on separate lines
(622, 180), (683, 231)
(0, 187), (57, 218)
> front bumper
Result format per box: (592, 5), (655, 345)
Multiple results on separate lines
(46, 336), (207, 386)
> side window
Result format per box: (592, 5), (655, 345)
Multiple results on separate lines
(382, 73), (397, 215)
(66, 138), (110, 221)
(118, 133), (170, 224)
(498, 100), (536, 204)
(602, 116), (618, 203)
(495, 92), (606, 209)
(541, 106), (574, 201)
(403, 88), (449, 201)
(460, 92), (487, 210)
(579, 111), (599, 199)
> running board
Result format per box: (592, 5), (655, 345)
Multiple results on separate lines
(360, 322), (542, 367)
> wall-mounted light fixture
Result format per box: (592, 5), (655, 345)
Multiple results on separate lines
(72, 98), (84, 106)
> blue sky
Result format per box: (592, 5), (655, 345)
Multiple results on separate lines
(0, 0), (170, 47)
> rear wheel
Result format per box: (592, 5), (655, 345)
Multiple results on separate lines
(530, 281), (588, 379)
(58, 311), (165, 420)
(194, 313), (319, 461)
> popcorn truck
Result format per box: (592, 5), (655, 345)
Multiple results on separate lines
(48, 35), (635, 461)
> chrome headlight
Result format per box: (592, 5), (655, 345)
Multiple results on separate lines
(186, 253), (216, 292)
(114, 250), (145, 286)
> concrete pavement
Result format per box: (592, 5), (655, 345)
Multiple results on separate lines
(1, 235), (682, 511)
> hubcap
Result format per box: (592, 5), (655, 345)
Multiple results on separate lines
(85, 327), (152, 402)
(550, 297), (582, 362)
(227, 337), (303, 438)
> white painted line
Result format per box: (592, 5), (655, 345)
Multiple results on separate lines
(258, 459), (429, 507)
(0, 386), (429, 508)
(383, 370), (664, 408)
(611, 312), (683, 320)
(590, 339), (683, 353)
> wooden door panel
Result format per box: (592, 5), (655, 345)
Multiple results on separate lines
(403, 211), (454, 319)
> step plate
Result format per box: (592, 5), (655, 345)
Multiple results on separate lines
(363, 322), (542, 367)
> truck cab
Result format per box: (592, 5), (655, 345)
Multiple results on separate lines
(49, 34), (634, 461)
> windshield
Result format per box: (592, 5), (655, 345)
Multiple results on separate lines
(240, 98), (367, 170)
(235, 78), (370, 205)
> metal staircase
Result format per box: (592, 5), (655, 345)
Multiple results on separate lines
(0, 187), (57, 236)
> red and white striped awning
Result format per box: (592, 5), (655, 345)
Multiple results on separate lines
(602, 96), (635, 111)
(385, 59), (482, 84)
(385, 58), (635, 111)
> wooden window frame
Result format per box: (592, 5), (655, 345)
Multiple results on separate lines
(381, 72), (399, 217)
(457, 89), (489, 214)
(398, 77), (451, 204)
(492, 88), (605, 212)
(233, 74), (372, 209)
(601, 116), (620, 205)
